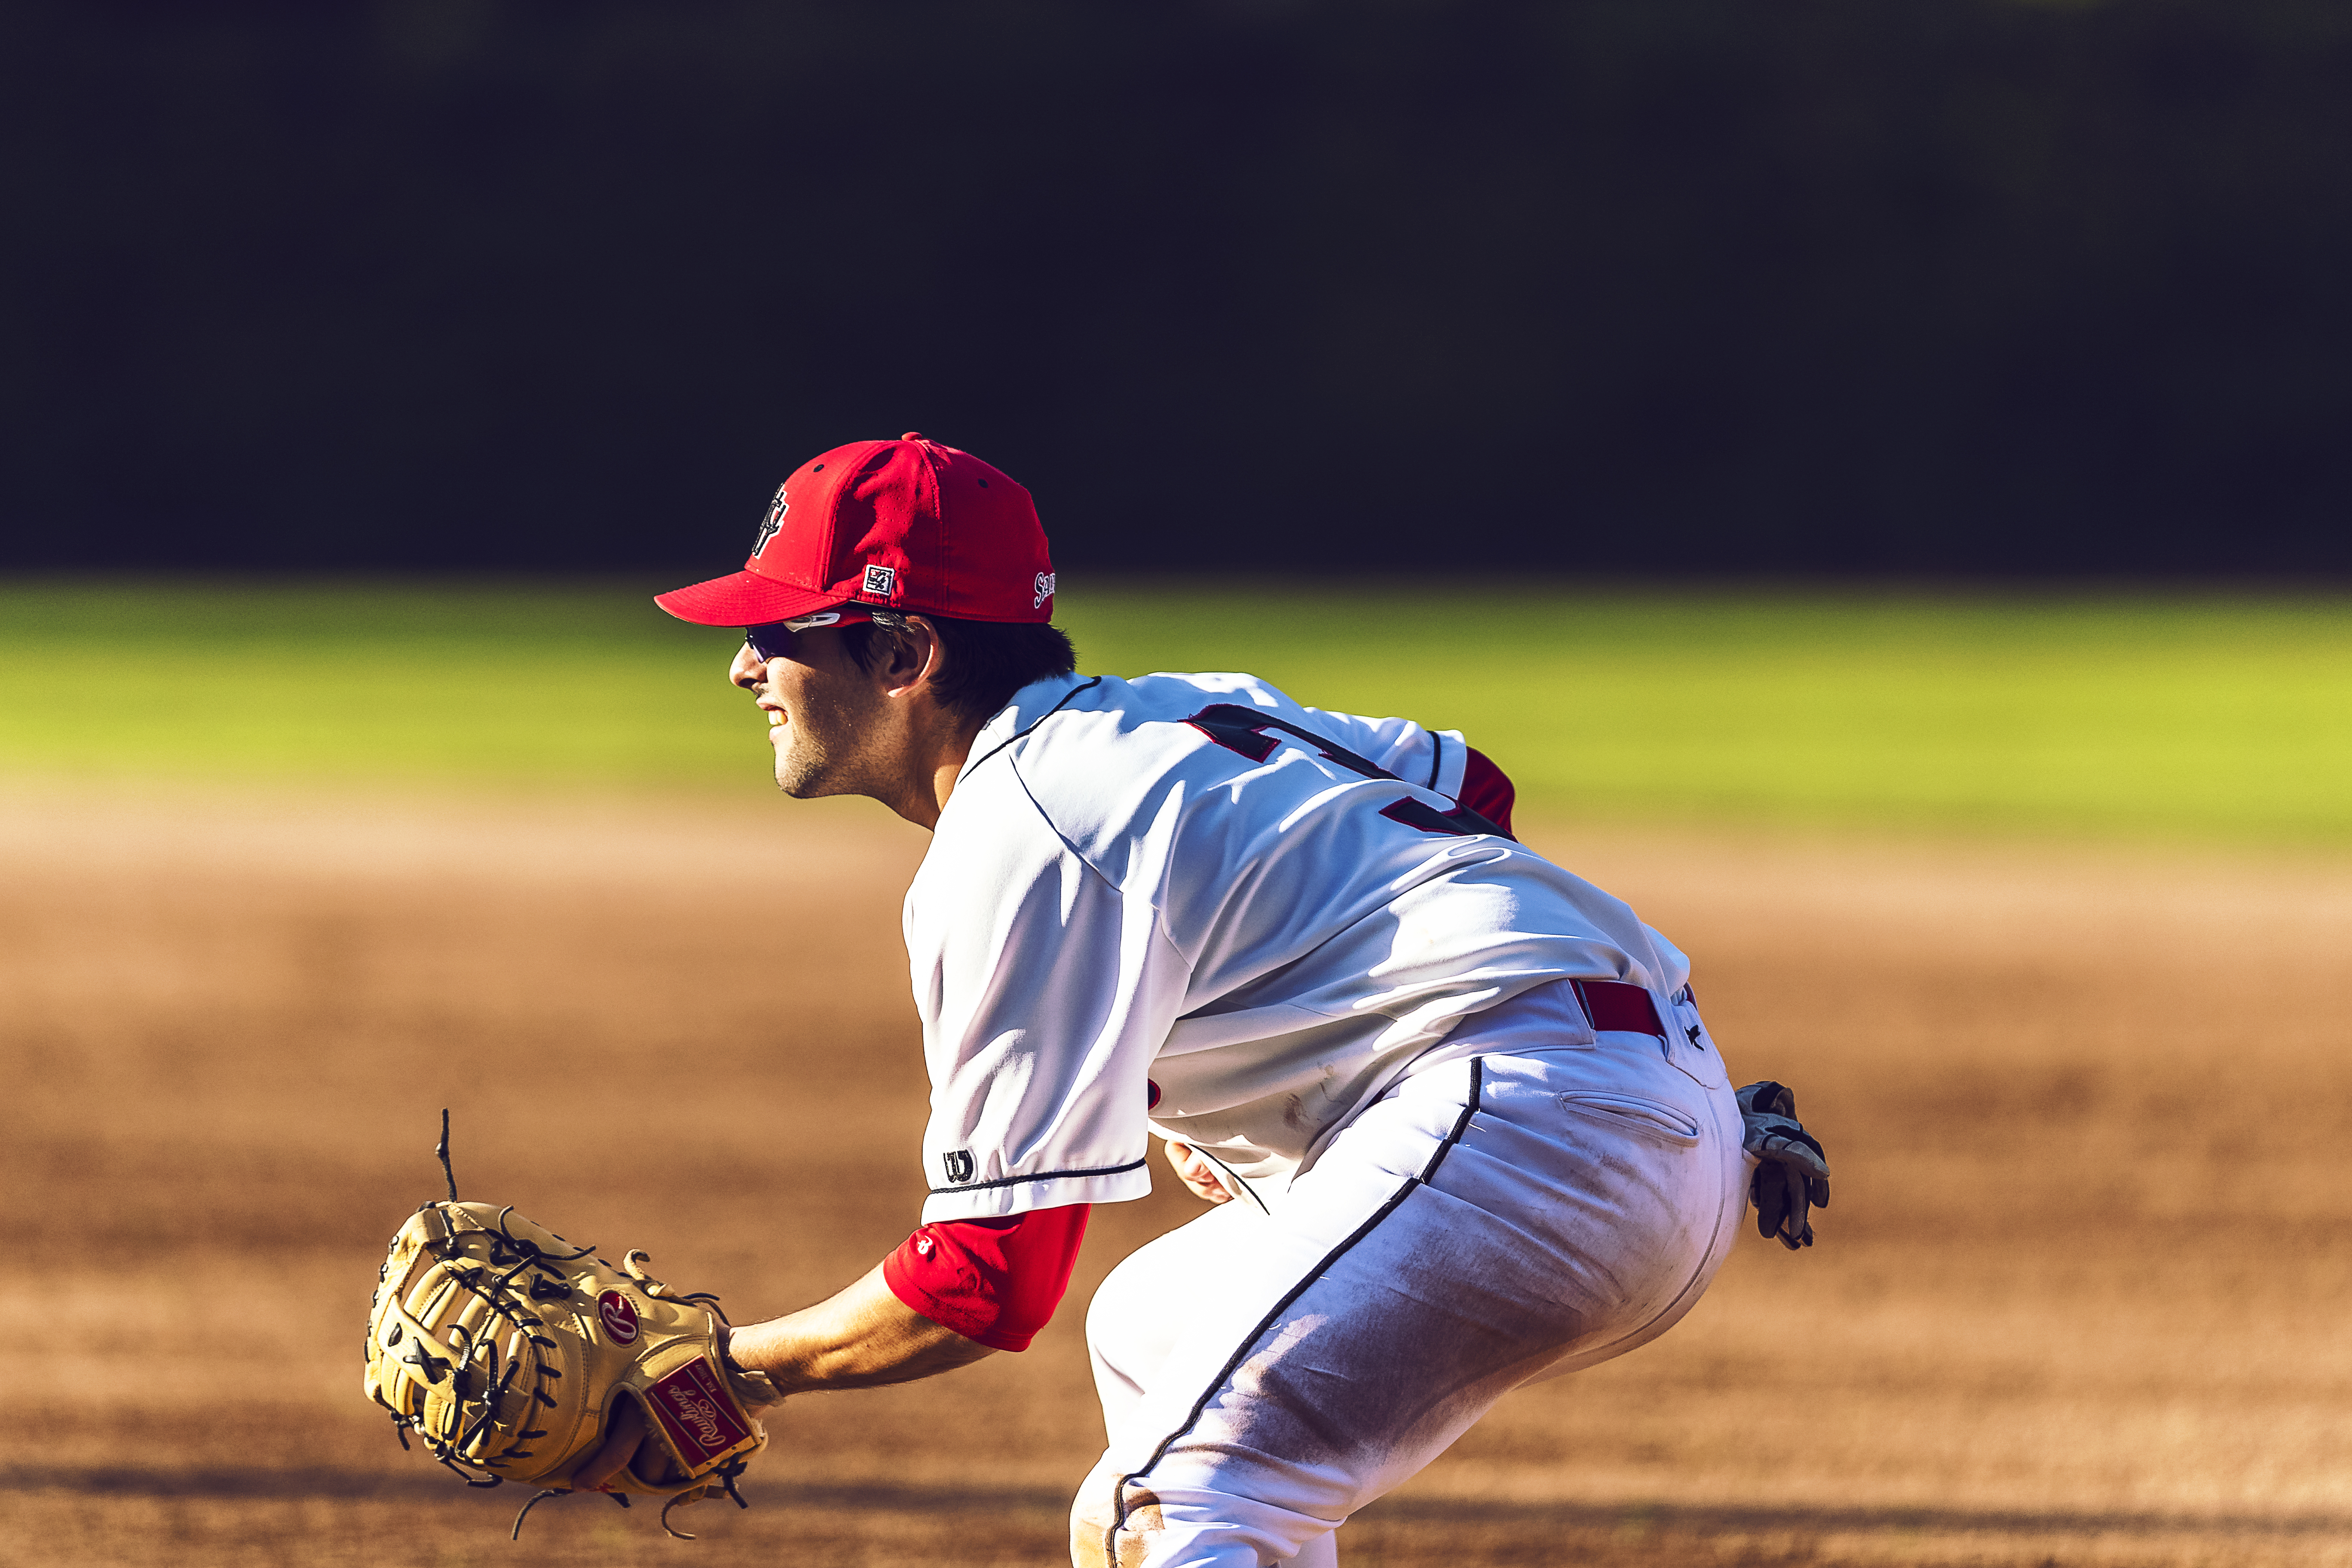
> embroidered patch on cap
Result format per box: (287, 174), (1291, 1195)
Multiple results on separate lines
(863, 564), (896, 597)
(753, 485), (787, 557)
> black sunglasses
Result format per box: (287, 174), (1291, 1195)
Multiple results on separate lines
(744, 609), (873, 662)
(743, 623), (799, 661)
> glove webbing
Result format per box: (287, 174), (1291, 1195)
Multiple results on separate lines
(372, 1207), (584, 1479)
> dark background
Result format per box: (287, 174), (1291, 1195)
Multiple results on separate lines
(3, 0), (2348, 576)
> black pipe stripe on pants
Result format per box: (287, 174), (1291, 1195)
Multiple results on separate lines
(1104, 1058), (1486, 1562)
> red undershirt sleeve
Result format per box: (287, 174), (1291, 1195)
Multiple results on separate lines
(1459, 746), (1517, 838)
(879, 1203), (1091, 1352)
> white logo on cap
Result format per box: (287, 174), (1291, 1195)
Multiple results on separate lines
(753, 485), (788, 557)
(1033, 571), (1056, 609)
(863, 564), (896, 597)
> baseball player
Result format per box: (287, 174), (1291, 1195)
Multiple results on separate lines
(587, 433), (1828, 1566)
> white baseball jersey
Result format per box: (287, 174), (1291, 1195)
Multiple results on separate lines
(910, 669), (1697, 1223)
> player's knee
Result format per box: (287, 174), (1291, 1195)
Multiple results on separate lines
(1069, 1479), (1164, 1568)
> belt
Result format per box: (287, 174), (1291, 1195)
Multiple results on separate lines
(1569, 978), (1692, 1039)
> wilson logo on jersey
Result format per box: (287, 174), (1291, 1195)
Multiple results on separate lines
(753, 485), (788, 557)
(942, 1149), (976, 1183)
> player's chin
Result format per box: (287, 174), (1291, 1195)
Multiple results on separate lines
(771, 744), (854, 800)
(773, 764), (827, 799)
(769, 745), (818, 796)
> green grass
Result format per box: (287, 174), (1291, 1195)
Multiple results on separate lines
(3, 578), (2346, 843)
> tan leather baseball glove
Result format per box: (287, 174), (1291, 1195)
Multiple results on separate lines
(364, 1199), (777, 1540)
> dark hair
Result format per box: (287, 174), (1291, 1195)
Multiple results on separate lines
(842, 610), (1078, 725)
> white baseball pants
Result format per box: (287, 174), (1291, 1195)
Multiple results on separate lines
(1072, 1028), (1748, 1567)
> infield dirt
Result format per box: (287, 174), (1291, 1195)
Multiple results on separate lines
(2, 786), (2346, 1567)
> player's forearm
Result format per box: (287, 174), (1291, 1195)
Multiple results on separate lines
(726, 1262), (994, 1394)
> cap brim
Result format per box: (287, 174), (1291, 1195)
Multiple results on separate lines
(653, 570), (849, 627)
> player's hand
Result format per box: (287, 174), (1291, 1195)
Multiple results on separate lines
(1735, 1081), (1831, 1250)
(717, 1325), (785, 1411)
(1164, 1141), (1236, 1204)
(569, 1398), (686, 1494)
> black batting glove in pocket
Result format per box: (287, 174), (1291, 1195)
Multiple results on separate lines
(1735, 1080), (1831, 1250)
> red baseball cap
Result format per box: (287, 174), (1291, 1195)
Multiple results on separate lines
(654, 432), (1057, 627)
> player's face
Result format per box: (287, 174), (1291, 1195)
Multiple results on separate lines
(729, 628), (894, 799)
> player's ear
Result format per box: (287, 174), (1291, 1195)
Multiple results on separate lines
(886, 616), (947, 693)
